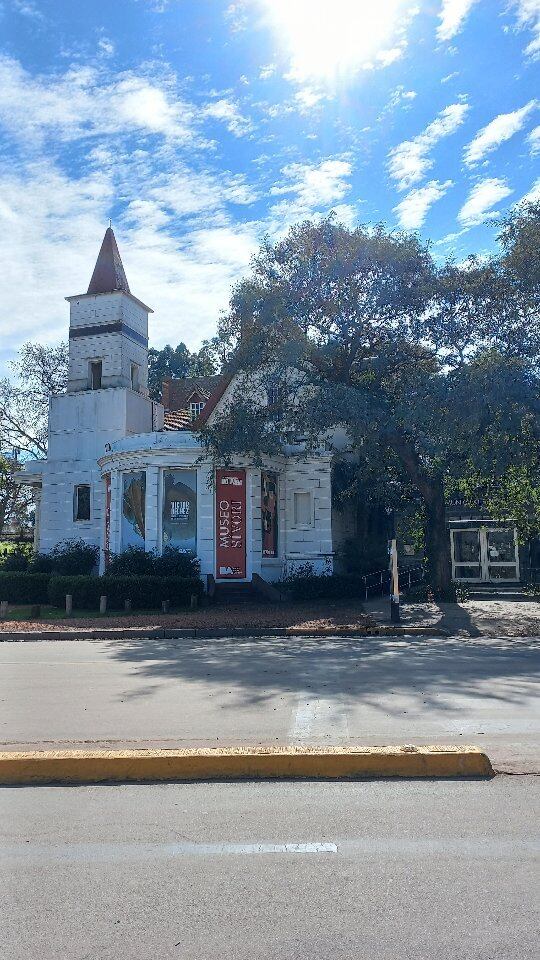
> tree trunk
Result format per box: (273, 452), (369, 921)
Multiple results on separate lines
(423, 477), (454, 600)
(387, 432), (454, 599)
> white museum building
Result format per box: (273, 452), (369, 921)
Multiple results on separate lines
(19, 229), (335, 586)
(20, 228), (530, 588)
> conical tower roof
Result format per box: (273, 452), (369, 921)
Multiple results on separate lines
(87, 226), (131, 295)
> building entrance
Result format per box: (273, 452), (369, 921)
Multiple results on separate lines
(450, 526), (520, 582)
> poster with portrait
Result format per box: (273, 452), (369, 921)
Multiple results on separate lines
(162, 470), (197, 554)
(121, 471), (146, 548)
(261, 471), (278, 558)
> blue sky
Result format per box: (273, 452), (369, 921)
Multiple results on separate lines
(0, 0), (538, 375)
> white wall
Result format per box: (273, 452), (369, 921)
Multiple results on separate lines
(66, 291), (149, 394)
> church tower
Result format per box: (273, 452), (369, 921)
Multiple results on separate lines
(66, 227), (151, 395)
(35, 228), (163, 557)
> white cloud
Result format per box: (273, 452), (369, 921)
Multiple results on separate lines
(0, 56), (197, 145)
(203, 97), (253, 136)
(528, 123), (540, 153)
(394, 179), (453, 229)
(0, 162), (113, 352)
(224, 1), (249, 33)
(510, 0), (540, 59)
(147, 167), (258, 218)
(0, 157), (263, 361)
(520, 177), (540, 203)
(293, 87), (326, 112)
(458, 177), (513, 226)
(266, 158), (359, 231)
(464, 100), (537, 165)
(437, 0), (478, 42)
(270, 158), (352, 210)
(385, 85), (417, 111)
(10, 0), (44, 20)
(259, 63), (276, 80)
(388, 102), (469, 191)
(98, 37), (115, 56)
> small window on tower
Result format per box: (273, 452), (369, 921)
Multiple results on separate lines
(130, 363), (139, 391)
(74, 485), (91, 522)
(190, 401), (205, 420)
(89, 360), (102, 390)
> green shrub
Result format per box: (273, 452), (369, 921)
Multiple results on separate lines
(153, 547), (200, 578)
(48, 574), (204, 609)
(106, 546), (200, 578)
(279, 569), (366, 602)
(0, 572), (51, 603)
(0, 544), (32, 571)
(31, 539), (99, 575)
(105, 547), (155, 577)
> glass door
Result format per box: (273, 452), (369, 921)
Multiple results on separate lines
(451, 526), (520, 582)
(451, 529), (482, 581)
(483, 528), (519, 582)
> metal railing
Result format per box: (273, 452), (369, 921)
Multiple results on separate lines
(359, 563), (426, 601)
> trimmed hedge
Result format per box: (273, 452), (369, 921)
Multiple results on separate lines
(0, 572), (51, 604)
(47, 574), (204, 610)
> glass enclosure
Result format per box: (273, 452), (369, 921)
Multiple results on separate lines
(122, 472), (146, 548)
(162, 469), (197, 554)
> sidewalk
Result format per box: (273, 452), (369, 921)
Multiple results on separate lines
(365, 596), (539, 638)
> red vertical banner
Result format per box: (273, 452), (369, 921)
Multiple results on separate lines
(215, 469), (247, 579)
(104, 473), (111, 568)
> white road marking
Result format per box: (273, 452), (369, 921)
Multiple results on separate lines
(2, 842), (338, 864)
(290, 697), (349, 742)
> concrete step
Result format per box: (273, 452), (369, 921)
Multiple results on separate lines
(467, 583), (527, 600)
(213, 582), (261, 604)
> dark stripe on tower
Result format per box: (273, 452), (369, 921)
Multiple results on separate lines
(69, 322), (148, 348)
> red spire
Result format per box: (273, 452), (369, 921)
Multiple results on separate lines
(87, 226), (130, 295)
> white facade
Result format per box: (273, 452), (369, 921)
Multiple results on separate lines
(20, 229), (336, 585)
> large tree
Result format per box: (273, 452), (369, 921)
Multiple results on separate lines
(0, 454), (33, 539)
(202, 212), (540, 597)
(0, 341), (68, 458)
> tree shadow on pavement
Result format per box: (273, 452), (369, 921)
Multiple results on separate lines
(109, 633), (540, 715)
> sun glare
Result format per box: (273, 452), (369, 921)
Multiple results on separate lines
(262, 0), (414, 83)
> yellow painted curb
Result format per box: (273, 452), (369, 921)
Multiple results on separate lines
(0, 746), (493, 784)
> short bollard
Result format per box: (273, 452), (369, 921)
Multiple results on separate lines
(0, 600), (8, 619)
(65, 594), (73, 615)
(124, 599), (131, 612)
(30, 605), (41, 618)
(190, 593), (198, 610)
(162, 600), (170, 613)
(99, 595), (107, 614)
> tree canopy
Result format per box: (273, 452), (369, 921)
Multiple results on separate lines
(202, 206), (540, 596)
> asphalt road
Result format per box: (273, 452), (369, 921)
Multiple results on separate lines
(2, 778), (538, 959)
(1, 635), (539, 771)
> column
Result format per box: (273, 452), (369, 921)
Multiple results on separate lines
(32, 485), (42, 553)
(144, 465), (160, 554)
(109, 469), (122, 557)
